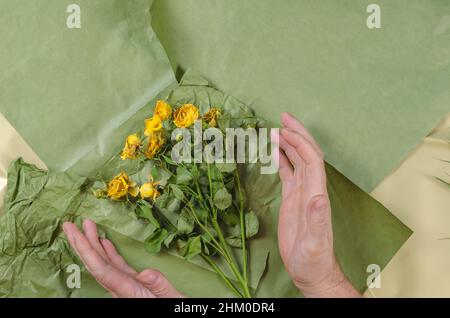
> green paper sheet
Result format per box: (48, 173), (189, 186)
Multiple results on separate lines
(151, 0), (450, 192)
(0, 0), (176, 171)
(0, 72), (412, 297)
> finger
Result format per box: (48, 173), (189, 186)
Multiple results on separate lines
(83, 219), (109, 261)
(63, 222), (108, 273)
(271, 130), (293, 181)
(281, 112), (323, 156)
(281, 128), (323, 165)
(306, 195), (332, 246)
(100, 238), (137, 275)
(63, 222), (144, 298)
(278, 133), (304, 168)
(281, 129), (327, 193)
(137, 269), (184, 298)
(278, 149), (294, 182)
(63, 221), (118, 296)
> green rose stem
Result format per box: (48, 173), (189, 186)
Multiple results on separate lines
(234, 170), (248, 284)
(184, 199), (251, 296)
(206, 165), (251, 298)
(146, 198), (243, 296)
(181, 165), (251, 298)
(201, 255), (244, 298)
(153, 191), (245, 297)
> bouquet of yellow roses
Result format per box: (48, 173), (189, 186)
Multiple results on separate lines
(96, 99), (261, 298)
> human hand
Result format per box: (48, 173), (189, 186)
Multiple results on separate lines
(62, 219), (183, 298)
(272, 112), (359, 298)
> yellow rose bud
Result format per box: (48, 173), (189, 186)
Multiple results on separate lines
(140, 182), (160, 200)
(144, 116), (163, 136)
(145, 131), (166, 159)
(107, 172), (139, 200)
(120, 134), (141, 160)
(154, 100), (172, 121)
(173, 104), (199, 128)
(202, 108), (222, 127)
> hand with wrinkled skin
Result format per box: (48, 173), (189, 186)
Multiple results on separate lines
(272, 112), (360, 298)
(62, 219), (183, 298)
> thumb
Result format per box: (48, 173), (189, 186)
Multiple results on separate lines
(306, 195), (332, 245)
(137, 269), (184, 298)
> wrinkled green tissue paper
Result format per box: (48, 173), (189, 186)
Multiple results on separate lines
(0, 72), (411, 297)
(151, 0), (450, 192)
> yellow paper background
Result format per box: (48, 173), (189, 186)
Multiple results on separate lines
(0, 113), (46, 214)
(365, 113), (450, 297)
(1, 111), (449, 297)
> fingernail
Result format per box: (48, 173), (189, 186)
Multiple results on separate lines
(62, 222), (76, 244)
(62, 222), (70, 233)
(83, 219), (93, 230)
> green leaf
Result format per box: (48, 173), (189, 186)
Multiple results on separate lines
(201, 234), (215, 255)
(227, 211), (259, 239)
(208, 165), (222, 181)
(213, 188), (232, 210)
(135, 201), (160, 229)
(222, 210), (240, 226)
(151, 165), (160, 181)
(225, 236), (242, 248)
(176, 166), (193, 185)
(191, 164), (199, 179)
(177, 211), (194, 235)
(170, 184), (185, 201)
(150, 166), (172, 187)
(176, 239), (187, 257)
(164, 232), (176, 248)
(134, 161), (154, 185)
(245, 211), (259, 238)
(201, 226), (217, 242)
(162, 154), (177, 165)
(215, 162), (236, 173)
(198, 175), (209, 186)
(218, 112), (231, 131)
(184, 236), (202, 260)
(154, 191), (170, 207)
(166, 197), (181, 213)
(144, 229), (169, 253)
(194, 206), (209, 223)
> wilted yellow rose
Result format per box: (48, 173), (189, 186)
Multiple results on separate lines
(107, 172), (139, 200)
(144, 116), (162, 136)
(154, 100), (172, 121)
(173, 104), (199, 128)
(120, 134), (141, 160)
(202, 108), (222, 127)
(145, 131), (166, 159)
(140, 182), (160, 200)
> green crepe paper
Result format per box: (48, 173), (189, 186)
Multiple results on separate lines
(151, 0), (450, 192)
(0, 72), (411, 297)
(0, 0), (176, 172)
(0, 159), (266, 297)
